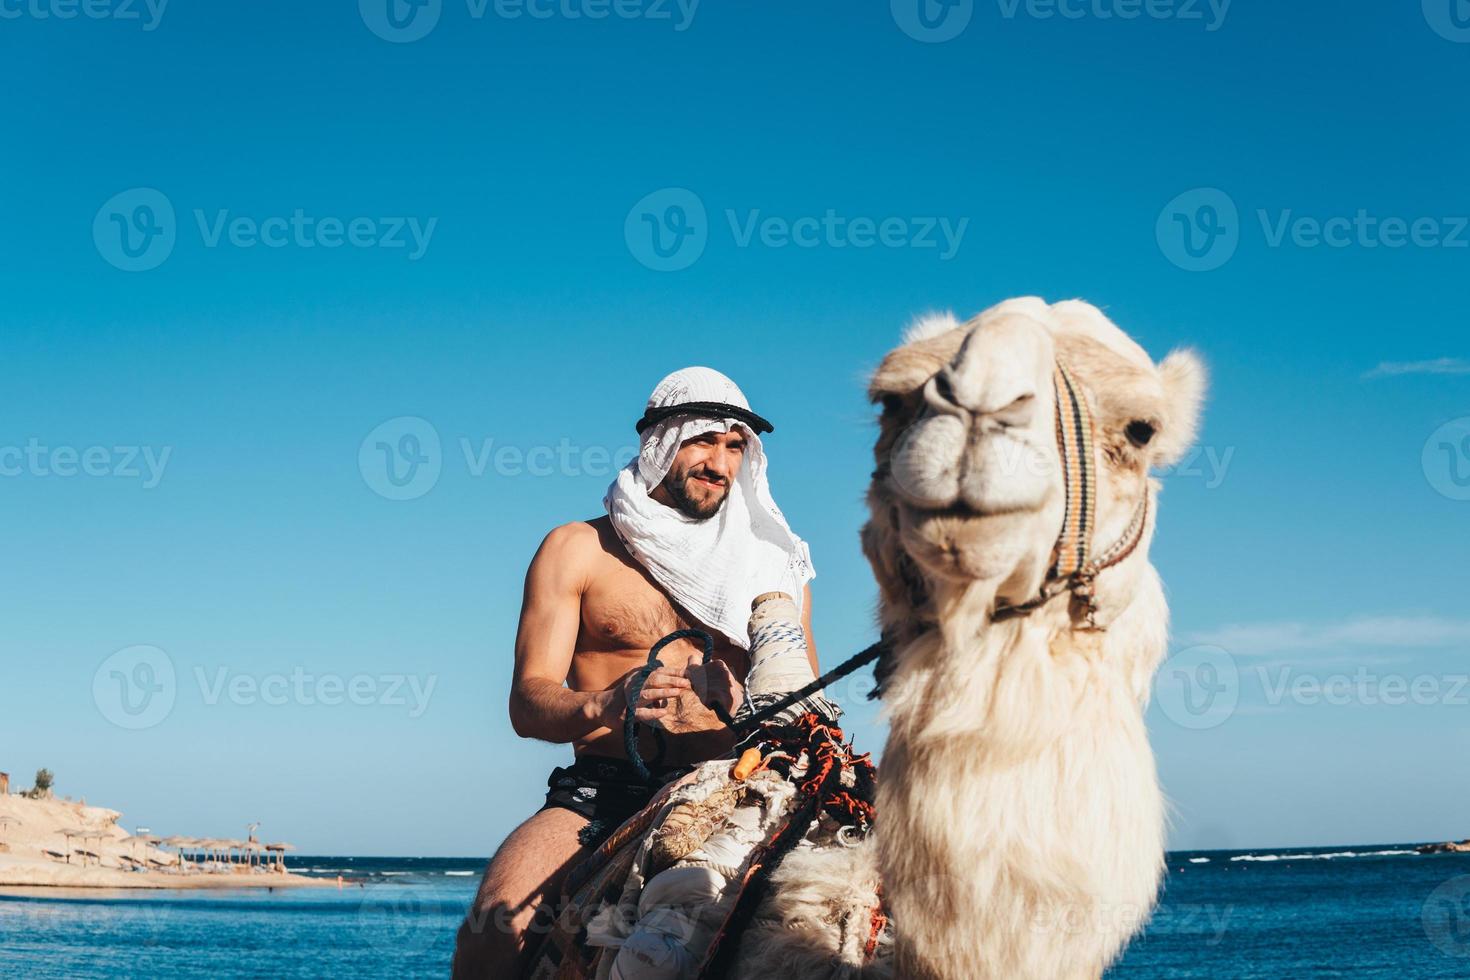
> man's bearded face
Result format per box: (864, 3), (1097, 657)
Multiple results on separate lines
(659, 428), (748, 519)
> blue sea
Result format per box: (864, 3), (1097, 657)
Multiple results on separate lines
(2, 847), (1469, 978)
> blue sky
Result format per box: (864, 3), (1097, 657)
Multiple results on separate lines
(1, 1), (1466, 855)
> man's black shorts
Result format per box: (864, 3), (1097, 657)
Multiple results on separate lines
(540, 754), (683, 847)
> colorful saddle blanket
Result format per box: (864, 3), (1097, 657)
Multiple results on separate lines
(525, 715), (878, 980)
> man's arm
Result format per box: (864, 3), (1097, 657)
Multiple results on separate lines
(508, 523), (689, 743)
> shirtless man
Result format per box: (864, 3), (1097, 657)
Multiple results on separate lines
(452, 367), (817, 979)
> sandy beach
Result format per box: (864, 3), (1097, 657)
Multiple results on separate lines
(0, 793), (325, 890)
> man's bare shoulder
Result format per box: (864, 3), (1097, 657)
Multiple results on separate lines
(537, 517), (624, 565)
(529, 519), (635, 598)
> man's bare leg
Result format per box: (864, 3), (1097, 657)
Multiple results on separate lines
(452, 807), (593, 980)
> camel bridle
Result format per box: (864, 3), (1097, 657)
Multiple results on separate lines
(990, 360), (1150, 631)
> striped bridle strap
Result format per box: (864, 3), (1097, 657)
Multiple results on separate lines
(1051, 361), (1096, 580)
(992, 361), (1149, 630)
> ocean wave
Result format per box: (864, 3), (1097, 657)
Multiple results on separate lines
(444, 871), (475, 877)
(1188, 858), (1210, 864)
(1229, 849), (1418, 862)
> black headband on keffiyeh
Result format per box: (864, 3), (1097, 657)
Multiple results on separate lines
(635, 401), (775, 435)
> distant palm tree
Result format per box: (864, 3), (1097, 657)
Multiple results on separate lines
(25, 769), (53, 799)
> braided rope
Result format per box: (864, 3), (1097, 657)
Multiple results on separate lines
(624, 628), (715, 782)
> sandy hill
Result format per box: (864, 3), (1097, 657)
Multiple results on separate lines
(0, 792), (317, 890)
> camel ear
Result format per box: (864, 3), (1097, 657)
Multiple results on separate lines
(1150, 348), (1206, 468)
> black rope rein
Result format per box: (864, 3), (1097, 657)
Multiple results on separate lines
(623, 628), (714, 782)
(624, 628), (890, 782)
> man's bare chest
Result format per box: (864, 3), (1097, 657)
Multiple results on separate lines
(580, 561), (692, 651)
(578, 559), (743, 670)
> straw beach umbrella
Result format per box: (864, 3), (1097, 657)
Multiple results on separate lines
(82, 831), (107, 867)
(62, 831), (100, 867)
(129, 833), (160, 863)
(264, 842), (296, 873)
(161, 835), (193, 870)
(211, 838), (243, 870)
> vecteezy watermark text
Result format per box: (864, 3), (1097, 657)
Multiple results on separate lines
(194, 210), (437, 260)
(1257, 210), (1470, 250)
(1153, 643), (1470, 730)
(726, 210), (968, 259)
(884, 431), (1236, 502)
(890, 0), (1229, 43)
(196, 666), (436, 719)
(359, 416), (639, 501)
(1256, 666), (1470, 708)
(624, 188), (969, 272)
(470, 0), (697, 27)
(92, 645), (438, 729)
(0, 440), (171, 488)
(0, 0), (168, 30)
(1157, 188), (1470, 272)
(995, 0), (1230, 31)
(1155, 445), (1233, 489)
(460, 437), (638, 478)
(93, 188), (438, 272)
(1029, 901), (1234, 945)
(359, 0), (698, 43)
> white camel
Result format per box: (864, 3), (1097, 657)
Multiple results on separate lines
(728, 297), (1206, 979)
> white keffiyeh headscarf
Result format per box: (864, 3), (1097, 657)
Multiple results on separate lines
(604, 367), (815, 650)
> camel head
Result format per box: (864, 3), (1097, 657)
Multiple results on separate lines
(863, 297), (1206, 647)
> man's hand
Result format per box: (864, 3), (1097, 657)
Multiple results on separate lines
(685, 657), (744, 720)
(595, 666), (692, 730)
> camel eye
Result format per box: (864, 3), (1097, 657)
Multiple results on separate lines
(881, 393), (905, 416)
(1126, 420), (1157, 448)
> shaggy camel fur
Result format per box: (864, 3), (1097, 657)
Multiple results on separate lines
(727, 297), (1205, 980)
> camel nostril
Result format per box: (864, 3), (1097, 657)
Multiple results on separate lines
(923, 372), (966, 417)
(926, 358), (1039, 427)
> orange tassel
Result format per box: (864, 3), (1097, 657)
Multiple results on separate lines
(733, 747), (763, 780)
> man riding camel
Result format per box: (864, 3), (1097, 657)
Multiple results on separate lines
(452, 367), (818, 978)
